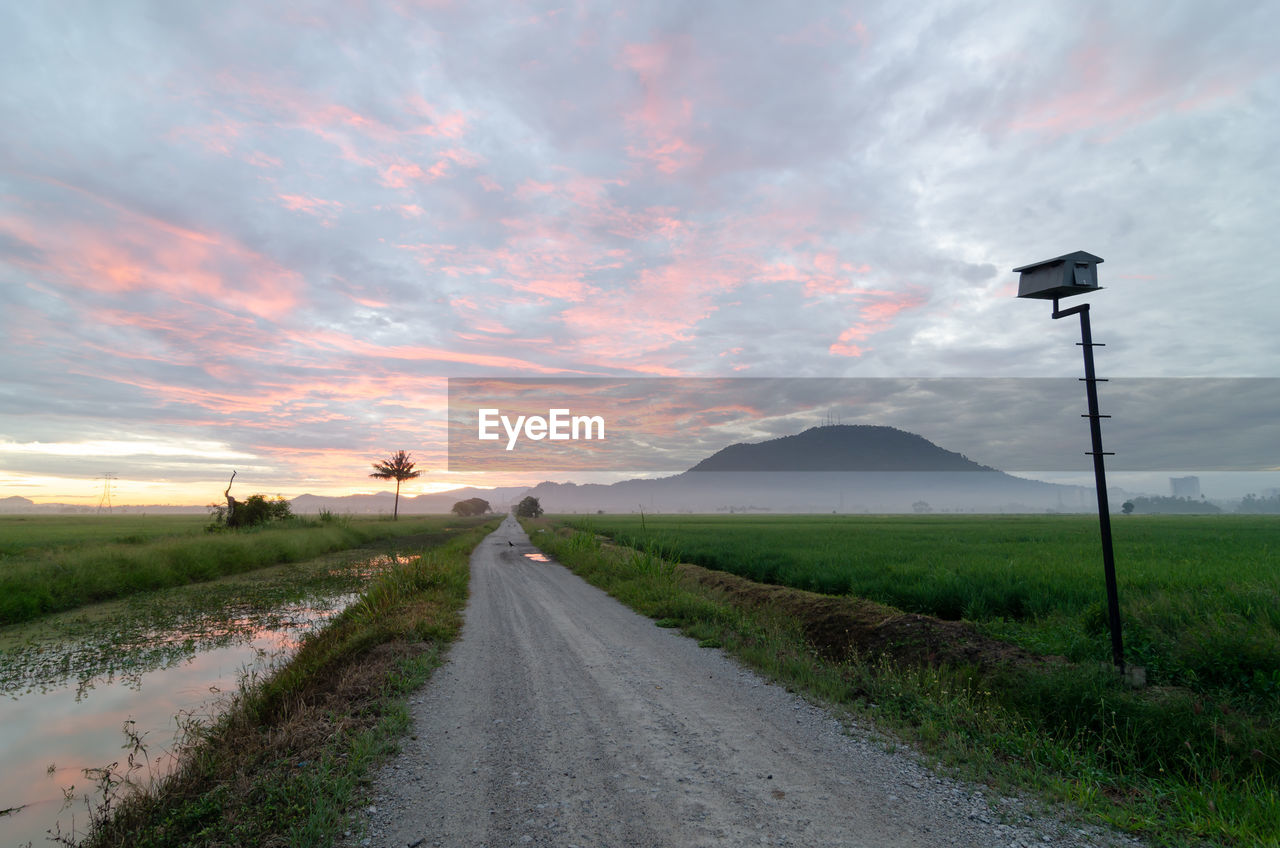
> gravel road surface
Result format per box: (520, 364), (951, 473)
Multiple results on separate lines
(355, 517), (1142, 847)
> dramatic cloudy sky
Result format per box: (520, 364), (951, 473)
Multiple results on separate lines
(1, 0), (1277, 505)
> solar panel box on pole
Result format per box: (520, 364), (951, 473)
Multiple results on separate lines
(1013, 250), (1104, 300)
(1014, 248), (1131, 678)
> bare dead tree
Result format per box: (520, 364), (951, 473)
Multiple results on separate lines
(224, 470), (238, 526)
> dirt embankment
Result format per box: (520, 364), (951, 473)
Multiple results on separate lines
(678, 563), (1062, 672)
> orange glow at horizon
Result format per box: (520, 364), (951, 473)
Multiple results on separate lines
(2, 469), (541, 507)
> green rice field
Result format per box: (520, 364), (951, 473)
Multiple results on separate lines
(561, 514), (1280, 698)
(0, 513), (488, 625)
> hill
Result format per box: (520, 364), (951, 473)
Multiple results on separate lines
(689, 425), (994, 472)
(527, 425), (1090, 514)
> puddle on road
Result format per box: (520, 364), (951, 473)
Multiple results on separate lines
(0, 549), (409, 847)
(523, 552), (550, 562)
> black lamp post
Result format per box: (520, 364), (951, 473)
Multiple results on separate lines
(1013, 251), (1124, 672)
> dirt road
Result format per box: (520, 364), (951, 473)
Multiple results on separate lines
(357, 517), (1138, 847)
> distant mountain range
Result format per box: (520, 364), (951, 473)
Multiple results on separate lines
(289, 486), (530, 515)
(0, 495), (210, 515)
(0, 426), (1096, 515)
(527, 425), (1092, 514)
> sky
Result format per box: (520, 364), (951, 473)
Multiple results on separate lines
(1, 0), (1278, 506)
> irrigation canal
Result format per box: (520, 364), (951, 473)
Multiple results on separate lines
(0, 550), (413, 847)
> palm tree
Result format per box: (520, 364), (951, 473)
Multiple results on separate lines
(369, 450), (421, 519)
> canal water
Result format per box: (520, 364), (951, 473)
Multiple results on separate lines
(0, 551), (413, 847)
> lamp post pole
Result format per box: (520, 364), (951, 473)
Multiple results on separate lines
(1052, 297), (1124, 672)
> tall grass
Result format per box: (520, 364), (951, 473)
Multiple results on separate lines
(0, 515), (489, 625)
(0, 514), (209, 556)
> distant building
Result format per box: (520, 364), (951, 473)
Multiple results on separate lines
(1170, 476), (1201, 499)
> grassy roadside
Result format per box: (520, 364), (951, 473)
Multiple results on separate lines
(72, 519), (497, 848)
(525, 519), (1279, 848)
(0, 514), (488, 625)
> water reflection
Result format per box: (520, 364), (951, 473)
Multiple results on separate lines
(1, 636), (295, 846)
(2, 595), (357, 701)
(331, 552), (419, 580)
(0, 552), (401, 847)
(523, 552), (551, 562)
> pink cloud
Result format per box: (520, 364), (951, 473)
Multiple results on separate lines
(401, 94), (469, 139)
(90, 373), (288, 415)
(439, 261), (493, 277)
(402, 205), (629, 302)
(3, 184), (302, 320)
(409, 168), (903, 375)
(829, 291), (926, 357)
(515, 179), (557, 199)
(205, 73), (475, 187)
(428, 168), (897, 374)
(458, 320), (513, 336)
(1006, 38), (1252, 138)
(439, 147), (483, 167)
(245, 150), (282, 168)
(278, 193), (343, 216)
(750, 250), (875, 297)
(813, 252), (837, 274)
(380, 162), (430, 187)
(90, 303), (264, 356)
(853, 19), (869, 46)
(511, 170), (686, 245)
(379, 148), (483, 187)
(288, 328), (584, 375)
(220, 74), (467, 145)
(619, 39), (705, 174)
(558, 256), (739, 372)
(828, 339), (866, 357)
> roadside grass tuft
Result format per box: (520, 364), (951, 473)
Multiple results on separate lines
(70, 521), (495, 848)
(527, 518), (1280, 848)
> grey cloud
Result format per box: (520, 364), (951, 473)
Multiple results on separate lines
(2, 0), (1277, 499)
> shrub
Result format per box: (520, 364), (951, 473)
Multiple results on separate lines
(208, 495), (294, 530)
